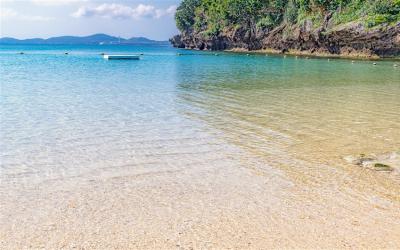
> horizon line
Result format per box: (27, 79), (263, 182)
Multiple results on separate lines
(0, 33), (171, 41)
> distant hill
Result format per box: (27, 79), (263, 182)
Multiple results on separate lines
(0, 34), (168, 45)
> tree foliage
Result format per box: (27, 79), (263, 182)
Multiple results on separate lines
(175, 0), (400, 33)
(175, 0), (201, 31)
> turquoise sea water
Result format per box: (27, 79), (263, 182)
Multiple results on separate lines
(1, 44), (399, 186)
(1, 44), (400, 248)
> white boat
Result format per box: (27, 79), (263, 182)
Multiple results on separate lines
(103, 54), (140, 60)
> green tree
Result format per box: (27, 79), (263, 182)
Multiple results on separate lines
(175, 0), (201, 31)
(175, 0), (400, 33)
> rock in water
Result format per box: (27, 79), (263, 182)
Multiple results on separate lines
(344, 152), (399, 173)
(374, 163), (393, 172)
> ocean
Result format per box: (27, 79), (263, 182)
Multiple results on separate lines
(1, 44), (400, 248)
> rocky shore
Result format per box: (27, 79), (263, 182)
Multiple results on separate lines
(170, 20), (400, 58)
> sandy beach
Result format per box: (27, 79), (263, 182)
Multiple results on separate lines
(2, 149), (400, 249)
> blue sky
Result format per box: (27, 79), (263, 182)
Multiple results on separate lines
(0, 0), (181, 40)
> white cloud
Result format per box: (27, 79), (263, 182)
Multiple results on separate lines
(155, 5), (177, 18)
(166, 5), (177, 15)
(1, 7), (53, 21)
(1, 0), (88, 5)
(1, 8), (18, 18)
(31, 0), (88, 5)
(72, 3), (177, 20)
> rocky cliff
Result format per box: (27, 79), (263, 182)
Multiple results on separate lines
(171, 19), (400, 58)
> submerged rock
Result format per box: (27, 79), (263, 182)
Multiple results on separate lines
(374, 163), (394, 172)
(344, 152), (399, 173)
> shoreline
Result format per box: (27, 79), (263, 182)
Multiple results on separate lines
(181, 46), (400, 61)
(224, 48), (400, 61)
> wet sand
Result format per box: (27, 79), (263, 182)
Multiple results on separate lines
(2, 145), (400, 249)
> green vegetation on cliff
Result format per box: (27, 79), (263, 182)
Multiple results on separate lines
(175, 0), (400, 36)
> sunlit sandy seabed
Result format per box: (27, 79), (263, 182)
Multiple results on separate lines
(1, 45), (400, 249)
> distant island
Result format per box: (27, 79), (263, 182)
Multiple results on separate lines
(170, 0), (400, 58)
(0, 34), (169, 45)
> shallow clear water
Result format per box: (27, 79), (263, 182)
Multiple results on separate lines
(1, 44), (400, 248)
(1, 44), (399, 183)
